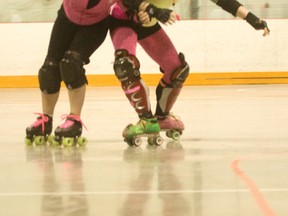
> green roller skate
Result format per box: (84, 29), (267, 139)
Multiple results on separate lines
(25, 113), (53, 146)
(50, 114), (88, 147)
(122, 117), (163, 146)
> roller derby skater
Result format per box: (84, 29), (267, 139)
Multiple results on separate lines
(25, 113), (53, 146)
(110, 2), (189, 146)
(25, 0), (125, 146)
(113, 0), (270, 146)
(50, 114), (87, 147)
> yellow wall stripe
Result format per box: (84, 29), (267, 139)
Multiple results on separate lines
(1, 72), (288, 88)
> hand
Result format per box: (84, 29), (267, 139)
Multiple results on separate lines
(144, 4), (174, 24)
(138, 10), (151, 25)
(259, 20), (270, 37)
(164, 11), (178, 26)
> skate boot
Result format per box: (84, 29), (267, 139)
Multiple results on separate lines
(51, 114), (87, 147)
(157, 114), (184, 140)
(25, 113), (53, 146)
(123, 117), (163, 146)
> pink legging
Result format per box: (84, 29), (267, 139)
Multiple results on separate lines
(110, 26), (181, 85)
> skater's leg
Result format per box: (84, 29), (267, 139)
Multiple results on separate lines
(60, 16), (109, 116)
(42, 92), (60, 116)
(110, 17), (162, 145)
(68, 85), (86, 116)
(111, 25), (151, 117)
(110, 26), (137, 55)
(38, 57), (62, 116)
(154, 53), (189, 118)
(154, 53), (189, 132)
(138, 27), (181, 85)
(25, 57), (61, 145)
(50, 17), (109, 146)
(113, 49), (160, 143)
(139, 28), (190, 131)
(113, 49), (153, 118)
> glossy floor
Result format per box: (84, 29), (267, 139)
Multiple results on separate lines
(0, 85), (288, 216)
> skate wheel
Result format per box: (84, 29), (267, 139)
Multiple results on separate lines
(77, 137), (88, 146)
(166, 131), (172, 138)
(25, 137), (33, 146)
(155, 136), (163, 145)
(52, 139), (61, 146)
(62, 137), (75, 147)
(124, 138), (134, 146)
(147, 136), (154, 145)
(132, 137), (142, 146)
(47, 135), (54, 145)
(171, 131), (181, 140)
(148, 135), (163, 146)
(166, 130), (181, 140)
(34, 136), (46, 145)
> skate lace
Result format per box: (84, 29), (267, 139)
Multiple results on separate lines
(31, 113), (49, 134)
(59, 114), (87, 130)
(138, 119), (147, 128)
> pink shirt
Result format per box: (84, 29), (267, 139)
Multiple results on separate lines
(63, 0), (121, 25)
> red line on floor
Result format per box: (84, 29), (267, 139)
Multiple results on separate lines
(231, 159), (276, 216)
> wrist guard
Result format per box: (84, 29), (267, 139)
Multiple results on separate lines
(145, 4), (172, 24)
(245, 12), (269, 30)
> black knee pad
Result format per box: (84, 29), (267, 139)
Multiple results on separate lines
(38, 58), (61, 94)
(113, 49), (141, 85)
(60, 50), (87, 89)
(170, 53), (190, 88)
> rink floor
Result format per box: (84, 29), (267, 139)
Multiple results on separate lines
(0, 84), (288, 216)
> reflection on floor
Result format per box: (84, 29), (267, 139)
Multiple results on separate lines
(0, 85), (288, 216)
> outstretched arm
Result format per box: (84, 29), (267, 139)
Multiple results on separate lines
(212, 0), (270, 36)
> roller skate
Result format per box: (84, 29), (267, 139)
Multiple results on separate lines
(25, 113), (53, 146)
(122, 117), (163, 146)
(157, 114), (184, 140)
(51, 114), (87, 147)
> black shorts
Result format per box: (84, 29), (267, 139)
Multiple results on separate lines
(46, 6), (109, 64)
(109, 15), (161, 40)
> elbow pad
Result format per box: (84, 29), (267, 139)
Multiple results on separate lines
(216, 0), (242, 17)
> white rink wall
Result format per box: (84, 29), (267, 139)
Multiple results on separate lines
(0, 19), (287, 76)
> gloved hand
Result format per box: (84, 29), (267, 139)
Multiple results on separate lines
(245, 12), (270, 36)
(145, 4), (173, 24)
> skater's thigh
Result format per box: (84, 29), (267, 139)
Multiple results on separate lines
(111, 27), (138, 55)
(47, 7), (78, 61)
(69, 18), (109, 63)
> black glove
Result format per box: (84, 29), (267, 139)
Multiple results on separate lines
(145, 4), (172, 24)
(245, 12), (270, 31)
